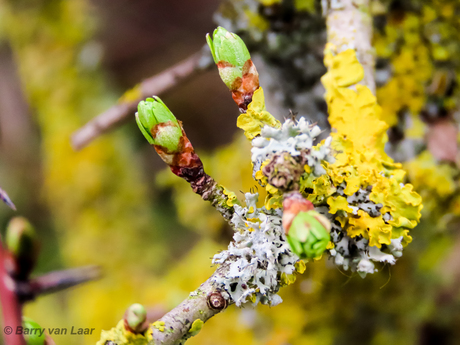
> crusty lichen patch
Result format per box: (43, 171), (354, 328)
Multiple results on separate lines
(188, 319), (204, 337)
(305, 44), (423, 277)
(96, 320), (152, 345)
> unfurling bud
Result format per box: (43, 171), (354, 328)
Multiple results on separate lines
(286, 211), (331, 260)
(206, 27), (259, 111)
(263, 153), (305, 192)
(136, 97), (183, 152)
(206, 27), (250, 88)
(123, 303), (149, 334)
(282, 191), (315, 232)
(135, 96), (201, 169)
(23, 317), (46, 345)
(5, 217), (39, 279)
(136, 97), (210, 191)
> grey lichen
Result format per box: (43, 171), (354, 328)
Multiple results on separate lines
(211, 193), (298, 307)
(211, 118), (339, 304)
(317, 185), (405, 277)
(328, 229), (404, 278)
(251, 118), (334, 179)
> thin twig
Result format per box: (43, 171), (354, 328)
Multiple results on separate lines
(17, 265), (101, 302)
(0, 187), (16, 210)
(71, 47), (213, 151)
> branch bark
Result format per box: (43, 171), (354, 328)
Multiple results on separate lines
(323, 0), (375, 93)
(149, 265), (230, 345)
(71, 48), (212, 151)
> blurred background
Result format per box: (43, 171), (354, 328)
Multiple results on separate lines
(1, 0), (460, 344)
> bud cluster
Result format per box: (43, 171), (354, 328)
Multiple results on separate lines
(251, 118), (333, 183)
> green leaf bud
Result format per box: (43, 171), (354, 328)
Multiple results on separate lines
(135, 97), (183, 152)
(206, 27), (250, 66)
(22, 317), (46, 345)
(286, 211), (331, 259)
(123, 303), (148, 334)
(206, 27), (252, 89)
(5, 217), (39, 278)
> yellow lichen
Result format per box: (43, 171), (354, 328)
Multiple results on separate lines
(118, 84), (142, 104)
(244, 9), (270, 32)
(348, 210), (392, 247)
(259, 0), (282, 5)
(264, 192), (283, 210)
(237, 87), (281, 139)
(375, 13), (432, 128)
(294, 259), (307, 274)
(404, 151), (457, 216)
(255, 158), (271, 186)
(294, 0), (316, 12)
(152, 321), (165, 332)
(305, 44), (424, 248)
(188, 319), (204, 337)
(281, 272), (297, 286)
(327, 196), (353, 214)
(304, 174), (336, 204)
(96, 320), (151, 345)
(324, 47), (365, 87)
(223, 187), (238, 207)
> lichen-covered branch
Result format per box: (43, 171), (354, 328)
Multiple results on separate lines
(71, 48), (212, 151)
(98, 265), (230, 345)
(318, 0), (423, 276)
(97, 17), (425, 343)
(323, 0), (375, 93)
(149, 265), (229, 345)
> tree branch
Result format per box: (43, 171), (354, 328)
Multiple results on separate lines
(1, 218), (100, 345)
(149, 265), (230, 345)
(71, 47), (213, 151)
(18, 265), (101, 302)
(323, 0), (375, 93)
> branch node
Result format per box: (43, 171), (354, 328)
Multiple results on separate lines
(206, 291), (227, 311)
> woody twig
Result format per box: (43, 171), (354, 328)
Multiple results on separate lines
(71, 48), (212, 151)
(135, 97), (238, 221)
(0, 217), (101, 345)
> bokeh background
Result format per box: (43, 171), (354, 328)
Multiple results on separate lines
(1, 0), (460, 344)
